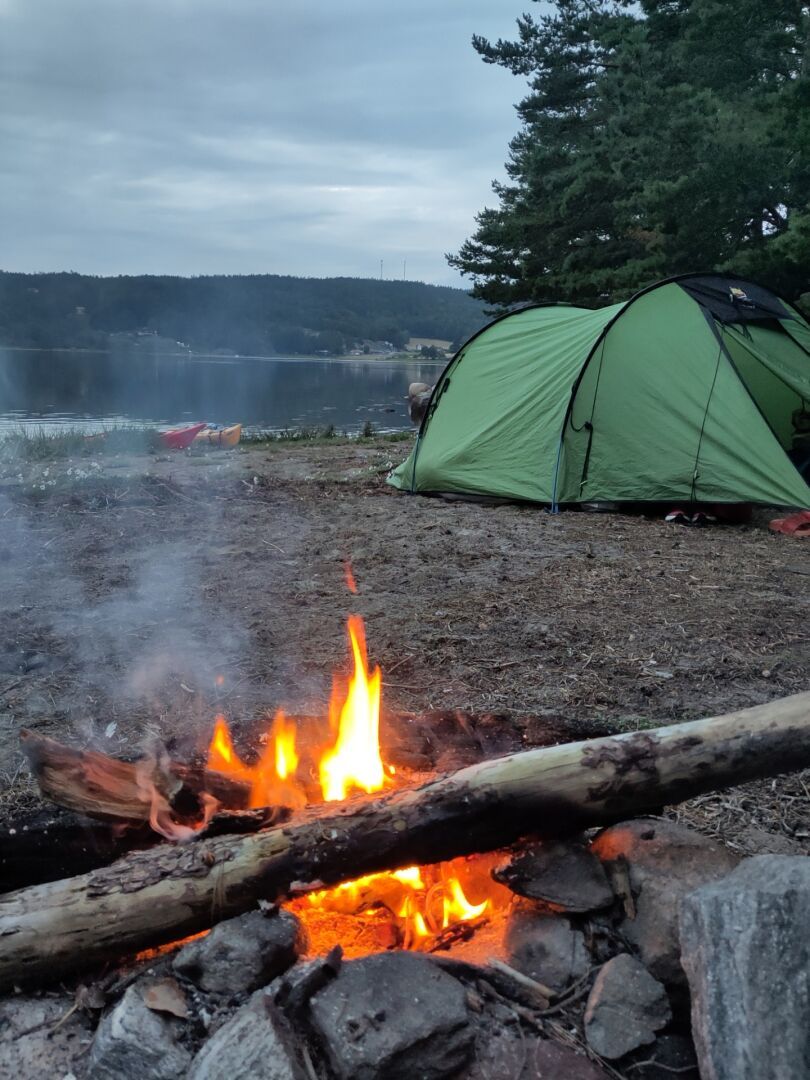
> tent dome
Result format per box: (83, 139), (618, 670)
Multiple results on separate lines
(389, 274), (810, 508)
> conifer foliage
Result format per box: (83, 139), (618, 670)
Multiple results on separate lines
(448, 1), (810, 307)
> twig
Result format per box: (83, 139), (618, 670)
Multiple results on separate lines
(384, 654), (415, 676)
(626, 1059), (697, 1074)
(487, 958), (554, 1002)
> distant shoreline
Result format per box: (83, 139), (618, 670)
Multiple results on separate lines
(0, 345), (447, 364)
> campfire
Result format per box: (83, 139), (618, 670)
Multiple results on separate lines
(198, 614), (509, 957)
(2, 619), (808, 1080)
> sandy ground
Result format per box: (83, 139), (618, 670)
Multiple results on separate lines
(0, 438), (807, 852)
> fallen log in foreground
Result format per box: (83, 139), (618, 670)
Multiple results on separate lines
(1, 692), (808, 990)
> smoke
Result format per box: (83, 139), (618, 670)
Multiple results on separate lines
(0, 479), (305, 774)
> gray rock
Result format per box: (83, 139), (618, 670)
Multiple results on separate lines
(584, 953), (671, 1060)
(173, 908), (305, 996)
(0, 993), (92, 1079)
(462, 1029), (611, 1078)
(494, 840), (614, 912)
(591, 818), (738, 985)
(188, 990), (302, 1080)
(309, 951), (472, 1080)
(87, 984), (191, 1080)
(679, 855), (810, 1080)
(505, 909), (590, 993)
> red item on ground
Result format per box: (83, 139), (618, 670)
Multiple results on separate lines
(159, 423), (207, 450)
(769, 510), (810, 537)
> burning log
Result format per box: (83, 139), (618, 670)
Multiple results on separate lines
(19, 730), (252, 824)
(0, 692), (807, 989)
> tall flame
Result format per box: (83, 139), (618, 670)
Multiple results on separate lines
(319, 615), (385, 801)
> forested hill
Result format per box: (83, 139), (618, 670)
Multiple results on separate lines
(0, 272), (487, 355)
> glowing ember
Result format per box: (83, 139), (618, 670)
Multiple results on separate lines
(319, 615), (386, 801)
(343, 560), (358, 594)
(297, 859), (493, 950)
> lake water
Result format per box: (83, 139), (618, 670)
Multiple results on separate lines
(0, 348), (446, 435)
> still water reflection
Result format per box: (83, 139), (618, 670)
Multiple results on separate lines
(0, 349), (446, 434)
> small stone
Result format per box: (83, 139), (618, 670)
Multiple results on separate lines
(87, 984), (191, 1080)
(584, 954), (671, 1060)
(494, 840), (614, 912)
(504, 909), (590, 993)
(187, 991), (301, 1080)
(463, 1028), (611, 1079)
(591, 818), (738, 985)
(679, 855), (810, 1080)
(309, 951), (472, 1080)
(173, 908), (305, 997)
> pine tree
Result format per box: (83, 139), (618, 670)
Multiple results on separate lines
(448, 0), (810, 307)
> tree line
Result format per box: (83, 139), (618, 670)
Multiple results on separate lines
(450, 0), (810, 310)
(0, 272), (487, 355)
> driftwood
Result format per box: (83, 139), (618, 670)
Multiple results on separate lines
(0, 692), (808, 990)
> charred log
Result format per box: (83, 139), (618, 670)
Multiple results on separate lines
(19, 730), (252, 822)
(0, 692), (808, 989)
(0, 807), (156, 892)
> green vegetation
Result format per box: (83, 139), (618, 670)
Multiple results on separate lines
(0, 425), (414, 462)
(0, 426), (162, 462)
(0, 273), (486, 356)
(450, 0), (810, 308)
(243, 427), (412, 447)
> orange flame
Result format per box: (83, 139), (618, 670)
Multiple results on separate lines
(273, 711), (298, 780)
(443, 877), (488, 926)
(319, 615), (385, 801)
(207, 712), (306, 811)
(208, 715), (253, 783)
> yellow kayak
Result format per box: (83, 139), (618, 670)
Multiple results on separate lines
(194, 423), (242, 448)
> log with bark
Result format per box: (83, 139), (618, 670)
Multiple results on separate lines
(0, 692), (808, 990)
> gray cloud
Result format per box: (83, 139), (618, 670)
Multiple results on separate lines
(0, 0), (532, 283)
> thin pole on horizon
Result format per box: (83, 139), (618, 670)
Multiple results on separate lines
(403, 259), (406, 280)
(380, 260), (383, 281)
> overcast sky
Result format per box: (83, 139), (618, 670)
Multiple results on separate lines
(0, 0), (532, 286)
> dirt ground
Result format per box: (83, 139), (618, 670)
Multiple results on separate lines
(0, 438), (807, 854)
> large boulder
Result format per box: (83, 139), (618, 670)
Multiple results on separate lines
(173, 908), (305, 997)
(309, 951), (473, 1080)
(583, 953), (671, 1060)
(679, 855), (810, 1080)
(591, 818), (738, 985)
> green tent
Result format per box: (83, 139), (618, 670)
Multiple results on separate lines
(389, 274), (810, 508)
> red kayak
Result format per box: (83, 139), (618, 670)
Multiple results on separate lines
(159, 423), (207, 450)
